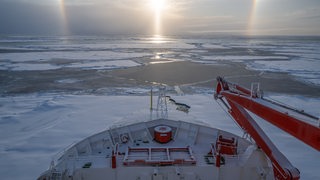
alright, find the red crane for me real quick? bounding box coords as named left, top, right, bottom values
left=214, top=76, right=320, bottom=180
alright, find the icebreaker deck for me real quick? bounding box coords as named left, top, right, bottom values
left=38, top=118, right=274, bottom=180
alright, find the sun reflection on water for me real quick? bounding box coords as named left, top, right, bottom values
left=149, top=35, right=166, bottom=44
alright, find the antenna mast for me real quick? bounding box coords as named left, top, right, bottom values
left=157, top=86, right=168, bottom=119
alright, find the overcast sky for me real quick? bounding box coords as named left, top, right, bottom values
left=0, top=0, right=320, bottom=36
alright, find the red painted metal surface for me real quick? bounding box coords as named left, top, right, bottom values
left=222, top=91, right=320, bottom=151
left=154, top=125, right=172, bottom=143
left=123, top=147, right=196, bottom=166
left=216, top=135, right=237, bottom=155
left=215, top=76, right=320, bottom=180
left=226, top=100, right=299, bottom=180
left=111, top=144, right=119, bottom=169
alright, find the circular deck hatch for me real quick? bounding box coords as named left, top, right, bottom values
left=154, top=125, right=172, bottom=143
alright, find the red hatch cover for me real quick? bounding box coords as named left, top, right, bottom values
left=154, top=125, right=172, bottom=143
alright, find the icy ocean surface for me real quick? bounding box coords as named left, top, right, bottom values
left=1, top=35, right=320, bottom=86
left=0, top=35, right=320, bottom=179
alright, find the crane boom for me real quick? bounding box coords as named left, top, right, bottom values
left=215, top=76, right=320, bottom=180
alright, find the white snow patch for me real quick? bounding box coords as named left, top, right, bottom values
left=0, top=51, right=151, bottom=62
left=0, top=60, right=141, bottom=71
left=201, top=55, right=289, bottom=62
left=201, top=44, right=229, bottom=49
left=10, top=63, right=60, bottom=71
left=247, top=59, right=320, bottom=86
left=65, top=60, right=140, bottom=70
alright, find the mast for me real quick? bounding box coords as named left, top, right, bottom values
left=157, top=85, right=168, bottom=119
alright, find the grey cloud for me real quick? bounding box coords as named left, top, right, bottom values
left=0, top=1, right=63, bottom=35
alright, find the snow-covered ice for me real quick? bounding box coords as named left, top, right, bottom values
left=1, top=35, right=320, bottom=85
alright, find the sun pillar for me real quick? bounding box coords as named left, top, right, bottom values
left=58, top=0, right=69, bottom=35
left=247, top=0, right=258, bottom=36
left=154, top=9, right=162, bottom=36
left=150, top=0, right=166, bottom=36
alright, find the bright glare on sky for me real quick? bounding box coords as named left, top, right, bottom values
left=0, top=0, right=320, bottom=36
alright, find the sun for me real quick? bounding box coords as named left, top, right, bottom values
left=150, top=0, right=167, bottom=12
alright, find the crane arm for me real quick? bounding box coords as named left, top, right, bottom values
left=226, top=99, right=299, bottom=180
left=219, top=91, right=320, bottom=151
left=215, top=76, right=320, bottom=180
left=215, top=76, right=320, bottom=151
